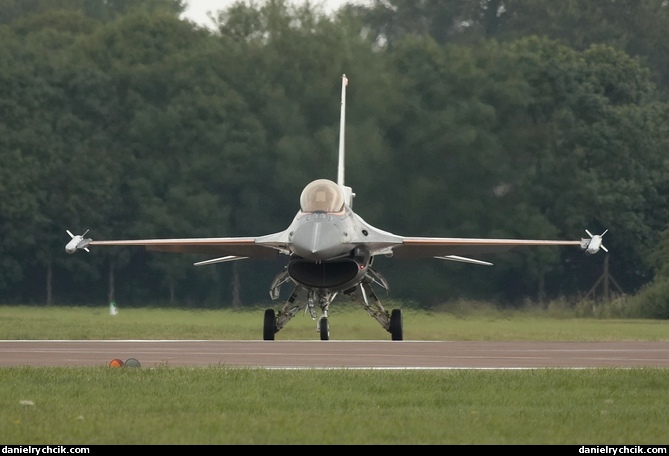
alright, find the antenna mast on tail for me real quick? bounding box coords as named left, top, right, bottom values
left=337, top=74, right=354, bottom=206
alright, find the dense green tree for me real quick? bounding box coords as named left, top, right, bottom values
left=70, top=11, right=253, bottom=304
left=0, top=28, right=44, bottom=293
left=0, top=0, right=185, bottom=25
left=370, top=35, right=669, bottom=304
left=354, top=0, right=669, bottom=93
left=490, top=0, right=669, bottom=91
left=510, top=39, right=669, bottom=293
left=0, top=12, right=127, bottom=304
left=346, top=0, right=480, bottom=47
left=370, top=36, right=561, bottom=303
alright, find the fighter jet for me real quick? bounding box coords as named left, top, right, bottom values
left=66, top=74, right=607, bottom=341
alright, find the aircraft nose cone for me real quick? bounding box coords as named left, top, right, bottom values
left=292, top=219, right=345, bottom=260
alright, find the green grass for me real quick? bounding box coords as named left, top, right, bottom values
left=1, top=304, right=669, bottom=444
left=2, top=367, right=669, bottom=444
left=1, top=303, right=668, bottom=341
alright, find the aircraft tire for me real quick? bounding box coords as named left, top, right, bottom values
left=390, top=308, right=403, bottom=341
left=263, top=309, right=276, bottom=341
left=319, top=317, right=330, bottom=341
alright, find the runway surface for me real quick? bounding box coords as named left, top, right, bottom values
left=1, top=340, right=668, bottom=368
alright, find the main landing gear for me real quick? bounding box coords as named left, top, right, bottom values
left=348, top=281, right=403, bottom=341
left=262, top=282, right=403, bottom=341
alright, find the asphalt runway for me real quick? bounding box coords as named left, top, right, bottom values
left=1, top=340, right=668, bottom=368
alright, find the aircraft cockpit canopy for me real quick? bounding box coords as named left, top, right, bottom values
left=300, top=179, right=345, bottom=213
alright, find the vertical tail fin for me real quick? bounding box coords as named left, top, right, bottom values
left=337, top=74, right=354, bottom=207
left=337, top=74, right=347, bottom=187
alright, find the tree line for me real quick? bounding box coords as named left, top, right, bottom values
left=1, top=0, right=668, bottom=314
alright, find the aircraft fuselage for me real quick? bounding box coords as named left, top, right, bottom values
left=286, top=209, right=371, bottom=292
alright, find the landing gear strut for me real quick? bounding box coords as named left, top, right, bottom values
left=263, top=275, right=404, bottom=341
left=263, top=283, right=404, bottom=340
left=346, top=281, right=403, bottom=341
left=264, top=287, right=337, bottom=341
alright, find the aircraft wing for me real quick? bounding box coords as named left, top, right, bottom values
left=388, top=237, right=584, bottom=260
left=74, top=232, right=595, bottom=264
left=88, top=237, right=282, bottom=260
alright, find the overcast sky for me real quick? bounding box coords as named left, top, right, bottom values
left=181, top=0, right=369, bottom=28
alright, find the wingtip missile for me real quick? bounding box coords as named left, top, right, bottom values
left=582, top=229, right=608, bottom=254
left=65, top=230, right=91, bottom=254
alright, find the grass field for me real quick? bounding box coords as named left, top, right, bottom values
left=1, top=304, right=669, bottom=444
left=1, top=303, right=668, bottom=341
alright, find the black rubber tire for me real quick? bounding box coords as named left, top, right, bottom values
left=319, top=317, right=330, bottom=341
left=389, top=308, right=403, bottom=341
left=263, top=309, right=276, bottom=341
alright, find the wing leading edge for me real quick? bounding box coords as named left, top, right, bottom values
left=87, top=237, right=281, bottom=260
left=84, top=233, right=585, bottom=264
left=391, top=237, right=583, bottom=260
